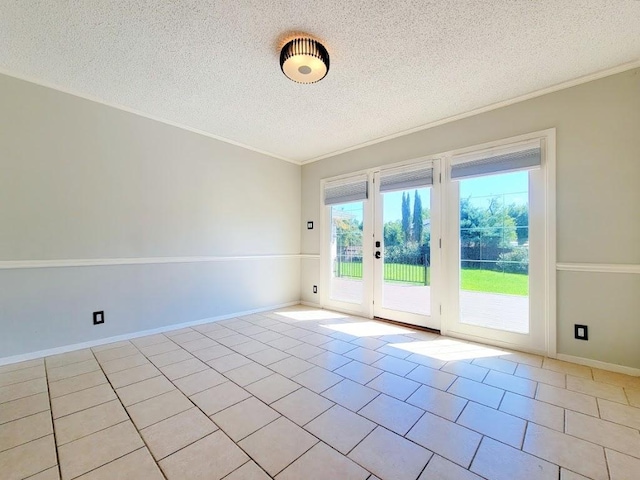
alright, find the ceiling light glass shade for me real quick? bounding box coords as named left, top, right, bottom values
left=280, top=38, right=330, bottom=84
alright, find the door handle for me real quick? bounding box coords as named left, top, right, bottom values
left=375, top=251, right=381, bottom=259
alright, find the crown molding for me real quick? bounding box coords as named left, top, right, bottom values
left=300, top=59, right=640, bottom=165
left=3, top=59, right=639, bottom=167
left=0, top=67, right=299, bottom=165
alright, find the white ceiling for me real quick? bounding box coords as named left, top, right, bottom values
left=1, top=1, right=639, bottom=164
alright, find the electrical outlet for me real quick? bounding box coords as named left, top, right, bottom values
left=307, top=221, right=314, bottom=229
left=313, top=285, right=318, bottom=294
left=93, top=311, right=105, bottom=325
left=574, top=324, right=588, bottom=340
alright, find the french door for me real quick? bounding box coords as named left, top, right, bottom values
left=443, top=137, right=553, bottom=354
left=323, top=174, right=373, bottom=316
left=372, top=163, right=441, bottom=330
left=321, top=131, right=554, bottom=354
left=322, top=162, right=441, bottom=330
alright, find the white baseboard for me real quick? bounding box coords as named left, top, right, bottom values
left=0, top=301, right=300, bottom=367
left=300, top=301, right=322, bottom=308
left=556, top=353, right=640, bottom=377
left=444, top=331, right=547, bottom=357
left=410, top=331, right=640, bottom=377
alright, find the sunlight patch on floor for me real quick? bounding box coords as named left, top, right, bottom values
left=320, top=321, right=415, bottom=337
left=389, top=339, right=507, bottom=361
left=273, top=310, right=349, bottom=321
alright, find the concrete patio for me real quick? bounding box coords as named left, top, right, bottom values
left=330, top=278, right=529, bottom=333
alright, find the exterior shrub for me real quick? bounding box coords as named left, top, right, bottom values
left=496, top=247, right=529, bottom=274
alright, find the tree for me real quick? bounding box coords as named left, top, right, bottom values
left=485, top=198, right=517, bottom=248
left=460, top=196, right=517, bottom=270
left=459, top=197, right=485, bottom=246
left=507, top=203, right=529, bottom=245
left=334, top=218, right=362, bottom=249
left=412, top=190, right=423, bottom=243
left=422, top=206, right=430, bottom=222
left=384, top=220, right=404, bottom=247
left=401, top=192, right=411, bottom=243
left=460, top=196, right=516, bottom=249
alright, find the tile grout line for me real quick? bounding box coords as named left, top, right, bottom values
left=521, top=421, right=530, bottom=450
left=465, top=398, right=640, bottom=462
left=403, top=407, right=427, bottom=440
left=92, top=347, right=141, bottom=364
left=260, top=316, right=624, bottom=468
left=46, top=365, right=104, bottom=385
left=466, top=433, right=485, bottom=472
left=414, top=453, right=432, bottom=480
left=0, top=371, right=47, bottom=389
left=56, top=418, right=130, bottom=449
left=49, top=377, right=109, bottom=400
left=496, top=389, right=507, bottom=410
left=454, top=401, right=472, bottom=426
left=246, top=317, right=640, bottom=427
left=143, top=323, right=377, bottom=478
left=155, top=395, right=276, bottom=479
left=208, top=340, right=341, bottom=399
left=0, top=409, right=56, bottom=437
left=66, top=446, right=148, bottom=480
left=345, top=424, right=434, bottom=475
left=453, top=401, right=529, bottom=452
left=0, top=358, right=44, bottom=374
left=131, top=332, right=282, bottom=478
left=0, top=427, right=57, bottom=469
left=89, top=346, right=170, bottom=480
left=269, top=439, right=320, bottom=478
left=13, top=309, right=637, bottom=480
left=43, top=359, right=63, bottom=480
left=603, top=447, right=612, bottom=480
left=217, top=459, right=260, bottom=480
left=49, top=390, right=116, bottom=420
left=0, top=374, right=48, bottom=394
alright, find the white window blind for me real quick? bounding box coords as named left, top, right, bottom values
left=379, top=165, right=433, bottom=193
left=324, top=175, right=368, bottom=205
left=451, top=140, right=541, bottom=181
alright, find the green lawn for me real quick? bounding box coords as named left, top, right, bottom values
left=337, top=262, right=528, bottom=296
left=338, top=262, right=429, bottom=284
left=461, top=269, right=528, bottom=296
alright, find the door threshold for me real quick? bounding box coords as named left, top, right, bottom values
left=373, top=316, right=440, bottom=335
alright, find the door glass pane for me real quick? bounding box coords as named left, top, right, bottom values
left=459, top=171, right=529, bottom=333
left=330, top=202, right=364, bottom=304
left=382, top=188, right=431, bottom=316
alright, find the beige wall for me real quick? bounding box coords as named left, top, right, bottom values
left=0, top=73, right=301, bottom=358
left=301, top=69, right=640, bottom=369
left=2, top=68, right=639, bottom=368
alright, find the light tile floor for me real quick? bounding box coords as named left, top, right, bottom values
left=1, top=305, right=640, bottom=480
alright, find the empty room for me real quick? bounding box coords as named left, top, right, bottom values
left=1, top=2, right=639, bottom=479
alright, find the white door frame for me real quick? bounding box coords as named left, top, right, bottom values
left=318, top=128, right=556, bottom=357
left=319, top=157, right=441, bottom=323
left=371, top=161, right=442, bottom=330
left=440, top=129, right=556, bottom=357
left=319, top=173, right=374, bottom=319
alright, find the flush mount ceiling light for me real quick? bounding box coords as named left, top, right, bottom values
left=280, top=38, right=330, bottom=84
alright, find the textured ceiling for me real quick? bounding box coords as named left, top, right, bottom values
left=1, top=1, right=640, bottom=163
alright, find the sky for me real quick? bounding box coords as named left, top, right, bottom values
left=333, top=170, right=529, bottom=223
left=383, top=170, right=528, bottom=222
